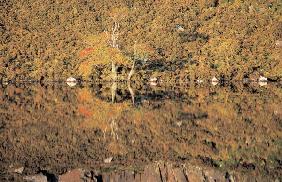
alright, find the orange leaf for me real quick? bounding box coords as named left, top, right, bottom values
left=78, top=105, right=93, bottom=118
left=79, top=47, right=94, bottom=58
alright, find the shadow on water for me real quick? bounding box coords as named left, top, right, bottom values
left=0, top=82, right=281, bottom=181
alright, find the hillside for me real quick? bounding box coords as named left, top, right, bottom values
left=1, top=0, right=281, bottom=82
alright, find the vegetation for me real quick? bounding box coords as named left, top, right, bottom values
left=77, top=33, right=130, bottom=80
left=0, top=0, right=281, bottom=82
left=1, top=83, right=281, bottom=179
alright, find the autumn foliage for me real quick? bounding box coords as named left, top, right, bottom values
left=76, top=33, right=130, bottom=79
left=1, top=0, right=281, bottom=81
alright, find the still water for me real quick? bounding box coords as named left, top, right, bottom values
left=0, top=82, right=281, bottom=181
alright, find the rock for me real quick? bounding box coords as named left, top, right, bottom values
left=176, top=24, right=185, bottom=32
left=102, top=171, right=137, bottom=182
left=149, top=77, right=157, bottom=82
left=23, top=174, right=47, bottom=182
left=149, top=77, right=158, bottom=86
left=196, top=79, right=203, bottom=84
left=258, top=81, right=267, bottom=86
left=176, top=121, right=182, bottom=127
left=185, top=165, right=205, bottom=182
left=141, top=164, right=162, bottom=182
left=258, top=76, right=267, bottom=86
left=157, top=161, right=168, bottom=181
left=150, top=82, right=157, bottom=86
left=226, top=172, right=235, bottom=182
left=2, top=78, right=9, bottom=85
left=167, top=167, right=187, bottom=182
left=14, top=167, right=24, bottom=174
left=211, top=76, right=219, bottom=86
left=84, top=171, right=92, bottom=178
left=104, top=157, right=113, bottom=163
left=59, top=169, right=84, bottom=182
left=258, top=76, right=267, bottom=82
left=66, top=77, right=77, bottom=87
left=202, top=168, right=225, bottom=182
left=211, top=76, right=218, bottom=82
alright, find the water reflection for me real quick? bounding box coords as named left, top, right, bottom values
left=0, top=82, right=281, bottom=178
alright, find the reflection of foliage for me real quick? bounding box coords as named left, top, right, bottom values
left=1, top=83, right=281, bottom=175
left=74, top=84, right=282, bottom=166
left=77, top=87, right=130, bottom=131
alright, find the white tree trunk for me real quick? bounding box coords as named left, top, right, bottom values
left=127, top=82, right=135, bottom=104
left=111, top=81, right=117, bottom=103
left=111, top=61, right=117, bottom=81
left=127, top=61, right=135, bottom=81
left=111, top=21, right=119, bottom=48
left=128, top=41, right=137, bottom=81
left=111, top=21, right=119, bottom=81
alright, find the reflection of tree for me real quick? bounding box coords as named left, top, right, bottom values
left=77, top=86, right=132, bottom=154
left=110, top=119, right=118, bottom=140
left=111, top=82, right=117, bottom=103
left=1, top=84, right=282, bottom=171
left=77, top=87, right=129, bottom=133
left=77, top=83, right=282, bottom=162
left=127, top=82, right=135, bottom=105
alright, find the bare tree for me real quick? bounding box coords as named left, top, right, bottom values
left=111, top=81, right=117, bottom=103
left=127, top=41, right=136, bottom=81
left=108, top=7, right=129, bottom=81
left=127, top=81, right=135, bottom=104
left=111, top=21, right=119, bottom=81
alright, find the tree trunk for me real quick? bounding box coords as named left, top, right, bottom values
left=127, top=82, right=135, bottom=104
left=127, top=61, right=135, bottom=81
left=111, top=82, right=117, bottom=103
left=128, top=41, right=137, bottom=81
left=112, top=61, right=117, bottom=81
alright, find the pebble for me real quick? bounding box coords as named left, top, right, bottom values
left=66, top=77, right=77, bottom=87
left=176, top=121, right=182, bottom=127
left=176, top=24, right=185, bottom=32
left=211, top=76, right=219, bottom=86
left=196, top=79, right=203, bottom=84
left=258, top=76, right=267, bottom=82
left=149, top=77, right=157, bottom=82
left=84, top=171, right=92, bottom=178
left=225, top=172, right=235, bottom=182
left=2, top=78, right=9, bottom=85
left=149, top=77, right=158, bottom=86
left=259, top=81, right=267, bottom=86
left=258, top=76, right=267, bottom=86
left=104, top=157, right=113, bottom=163
left=150, top=82, right=157, bottom=86
left=14, top=167, right=24, bottom=174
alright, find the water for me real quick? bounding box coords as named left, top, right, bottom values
left=0, top=82, right=281, bottom=180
